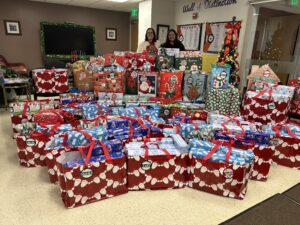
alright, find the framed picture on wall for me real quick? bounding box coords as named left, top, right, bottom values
left=157, top=24, right=169, bottom=44
left=3, top=20, right=21, bottom=35
left=177, top=24, right=202, bottom=50
left=106, top=28, right=117, bottom=41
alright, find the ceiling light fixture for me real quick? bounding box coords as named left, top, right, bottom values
left=107, top=0, right=129, bottom=3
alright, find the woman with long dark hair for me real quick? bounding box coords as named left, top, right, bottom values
left=161, top=29, right=185, bottom=51
left=137, top=28, right=161, bottom=55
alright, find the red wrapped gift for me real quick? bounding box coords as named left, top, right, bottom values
left=271, top=123, right=300, bottom=169
left=188, top=141, right=253, bottom=200
left=288, top=78, right=300, bottom=116
left=32, top=68, right=69, bottom=94
left=103, top=53, right=125, bottom=66
left=158, top=71, right=184, bottom=102
left=123, top=53, right=156, bottom=71
left=16, top=131, right=50, bottom=167
left=93, top=71, right=124, bottom=94
left=241, top=85, right=295, bottom=125
left=126, top=140, right=188, bottom=190
left=56, top=141, right=127, bottom=208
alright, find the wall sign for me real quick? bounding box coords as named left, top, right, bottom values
left=203, top=0, right=237, bottom=9
left=183, top=2, right=196, bottom=13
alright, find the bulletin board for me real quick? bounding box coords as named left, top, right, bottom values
left=177, top=24, right=202, bottom=50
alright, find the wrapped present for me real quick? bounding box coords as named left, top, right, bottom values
left=93, top=71, right=124, bottom=93
left=32, top=68, right=69, bottom=94
left=137, top=72, right=158, bottom=97
left=289, top=77, right=300, bottom=116
left=103, top=53, right=125, bottom=66
left=210, top=64, right=230, bottom=89
left=179, top=51, right=201, bottom=58
left=122, top=53, right=156, bottom=71
left=180, top=123, right=214, bottom=141
left=183, top=71, right=207, bottom=101
left=175, top=57, right=202, bottom=72
left=158, top=71, right=184, bottom=101
left=188, top=139, right=254, bottom=199
left=125, top=70, right=138, bottom=95
left=56, top=144, right=127, bottom=208
left=59, top=92, right=95, bottom=104
left=118, top=107, right=147, bottom=118
left=247, top=65, right=280, bottom=91
left=126, top=136, right=188, bottom=190
left=123, top=95, right=150, bottom=103
left=92, top=139, right=123, bottom=156
left=72, top=60, right=94, bottom=91
left=36, top=124, right=73, bottom=135
left=262, top=123, right=300, bottom=169
left=33, top=109, right=79, bottom=126
left=9, top=100, right=59, bottom=138
left=88, top=56, right=105, bottom=72
left=81, top=103, right=109, bottom=120
left=206, top=87, right=240, bottom=116
left=241, top=85, right=295, bottom=125
left=98, top=93, right=123, bottom=106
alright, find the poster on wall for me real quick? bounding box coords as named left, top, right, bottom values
left=203, top=21, right=241, bottom=53
left=177, top=24, right=202, bottom=50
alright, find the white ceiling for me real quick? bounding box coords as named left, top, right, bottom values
left=29, top=0, right=145, bottom=12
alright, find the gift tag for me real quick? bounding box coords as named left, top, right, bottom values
left=26, top=138, right=37, bottom=147
left=223, top=168, right=234, bottom=183
left=141, top=160, right=152, bottom=170
left=81, top=168, right=93, bottom=178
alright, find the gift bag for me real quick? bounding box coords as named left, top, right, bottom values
left=206, top=87, right=240, bottom=116
left=289, top=78, right=300, bottom=116
left=247, top=65, right=280, bottom=91
left=265, top=123, right=300, bottom=169
left=175, top=57, right=202, bottom=72
left=126, top=136, right=188, bottom=190
left=156, top=48, right=179, bottom=71
left=188, top=140, right=254, bottom=199
left=158, top=71, right=184, bottom=101
left=183, top=71, right=207, bottom=101
left=93, top=71, right=124, bottom=94
left=125, top=70, right=138, bottom=95
left=32, top=68, right=69, bottom=94
left=241, top=85, right=295, bottom=125
left=138, top=72, right=157, bottom=97
left=210, top=64, right=230, bottom=89
left=72, top=60, right=94, bottom=91
left=45, top=127, right=107, bottom=183
left=56, top=141, right=127, bottom=208
left=122, top=53, right=155, bottom=71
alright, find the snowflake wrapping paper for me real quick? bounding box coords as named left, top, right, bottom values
left=59, top=92, right=95, bottom=104
left=91, top=140, right=123, bottom=156
left=56, top=151, right=127, bottom=208
left=32, top=69, right=69, bottom=94
left=125, top=137, right=188, bottom=190
left=81, top=103, right=109, bottom=120
left=180, top=123, right=215, bottom=141
left=188, top=139, right=254, bottom=199
left=118, top=107, right=147, bottom=118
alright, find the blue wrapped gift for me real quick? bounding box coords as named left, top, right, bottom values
left=64, top=151, right=124, bottom=168
left=262, top=123, right=300, bottom=139
left=118, top=107, right=147, bottom=118
left=82, top=103, right=109, bottom=120
left=66, top=126, right=108, bottom=147
left=180, top=123, right=214, bottom=141
left=189, top=139, right=254, bottom=166
left=36, top=124, right=73, bottom=135
left=92, top=139, right=123, bottom=156
left=107, top=118, right=129, bottom=130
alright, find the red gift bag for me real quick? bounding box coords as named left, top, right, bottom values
left=288, top=78, right=300, bottom=116
left=271, top=123, right=300, bottom=169
left=158, top=71, right=184, bottom=102
left=188, top=143, right=253, bottom=200
left=32, top=68, right=69, bottom=94
left=241, top=85, right=294, bottom=125
left=127, top=142, right=188, bottom=190
left=56, top=141, right=127, bottom=208
left=16, top=131, right=50, bottom=167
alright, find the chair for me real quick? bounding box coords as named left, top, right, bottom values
left=0, top=55, right=29, bottom=74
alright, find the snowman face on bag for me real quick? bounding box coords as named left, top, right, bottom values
left=263, top=70, right=271, bottom=78
left=217, top=71, right=227, bottom=81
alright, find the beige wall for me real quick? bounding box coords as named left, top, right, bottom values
left=0, top=0, right=130, bottom=69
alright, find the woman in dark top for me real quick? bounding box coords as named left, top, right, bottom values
left=161, top=29, right=185, bottom=51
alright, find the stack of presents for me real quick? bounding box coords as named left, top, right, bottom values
left=8, top=49, right=300, bottom=208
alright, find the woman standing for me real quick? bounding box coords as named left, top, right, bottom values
left=161, top=29, right=185, bottom=51
left=137, top=28, right=161, bottom=55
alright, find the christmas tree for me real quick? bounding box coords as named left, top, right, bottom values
left=217, top=17, right=241, bottom=88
